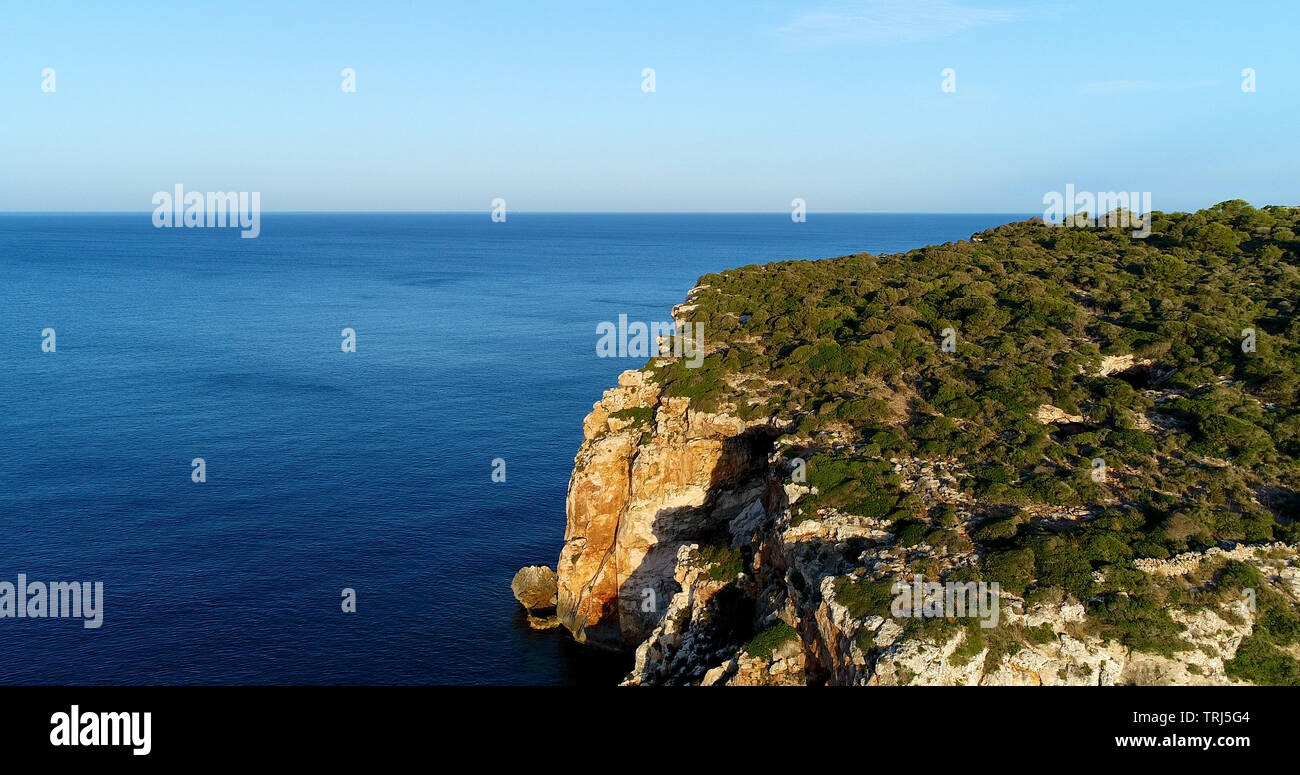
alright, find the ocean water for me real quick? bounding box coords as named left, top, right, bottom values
left=0, top=213, right=1017, bottom=685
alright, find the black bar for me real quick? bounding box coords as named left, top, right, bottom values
left=0, top=686, right=1286, bottom=763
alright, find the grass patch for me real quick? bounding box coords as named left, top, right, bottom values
left=832, top=576, right=895, bottom=620
left=697, top=544, right=743, bottom=582
left=744, top=621, right=798, bottom=660
left=1225, top=636, right=1300, bottom=686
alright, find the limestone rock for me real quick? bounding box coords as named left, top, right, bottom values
left=1035, top=404, right=1085, bottom=425
left=511, top=565, right=558, bottom=612
left=555, top=365, right=785, bottom=647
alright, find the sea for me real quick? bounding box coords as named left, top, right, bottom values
left=0, top=213, right=1019, bottom=684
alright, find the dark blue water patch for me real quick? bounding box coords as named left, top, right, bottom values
left=0, top=212, right=1022, bottom=684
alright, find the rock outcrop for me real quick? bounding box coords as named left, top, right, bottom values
left=554, top=368, right=783, bottom=646
left=511, top=565, right=560, bottom=629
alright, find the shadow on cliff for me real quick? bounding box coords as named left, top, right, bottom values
left=610, top=425, right=788, bottom=666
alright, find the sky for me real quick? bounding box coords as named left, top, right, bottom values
left=2, top=0, right=1297, bottom=213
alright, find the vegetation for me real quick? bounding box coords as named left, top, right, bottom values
left=696, top=544, right=744, bottom=582
left=1225, top=636, right=1300, bottom=686
left=744, top=620, right=798, bottom=660
left=609, top=406, right=656, bottom=444
left=644, top=202, right=1300, bottom=677
left=831, top=575, right=895, bottom=620
left=1215, top=561, right=1300, bottom=685
left=948, top=621, right=987, bottom=666
left=609, top=406, right=654, bottom=426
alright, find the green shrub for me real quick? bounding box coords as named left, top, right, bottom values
left=894, top=520, right=929, bottom=548
left=1225, top=636, right=1300, bottom=686
left=697, top=545, right=743, bottom=582
left=1089, top=593, right=1187, bottom=657
left=832, top=576, right=895, bottom=620
left=609, top=406, right=654, bottom=426
left=744, top=620, right=799, bottom=660
left=1024, top=623, right=1056, bottom=645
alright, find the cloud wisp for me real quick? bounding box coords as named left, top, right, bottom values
left=777, top=0, right=1020, bottom=48
left=1080, top=78, right=1224, bottom=94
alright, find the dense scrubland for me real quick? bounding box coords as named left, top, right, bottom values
left=648, top=201, right=1300, bottom=683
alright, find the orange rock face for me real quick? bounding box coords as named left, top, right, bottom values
left=555, top=369, right=770, bottom=647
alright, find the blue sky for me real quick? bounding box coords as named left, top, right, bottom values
left=3, top=0, right=1297, bottom=212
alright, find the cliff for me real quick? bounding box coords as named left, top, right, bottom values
left=555, top=367, right=784, bottom=646
left=519, top=202, right=1300, bottom=686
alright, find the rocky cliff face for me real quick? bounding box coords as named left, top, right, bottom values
left=543, top=372, right=1300, bottom=685
left=555, top=367, right=783, bottom=647
left=518, top=207, right=1300, bottom=685
left=523, top=361, right=1299, bottom=687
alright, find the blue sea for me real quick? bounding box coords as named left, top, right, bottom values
left=0, top=213, right=1017, bottom=685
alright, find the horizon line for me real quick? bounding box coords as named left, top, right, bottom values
left=0, top=210, right=1037, bottom=216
